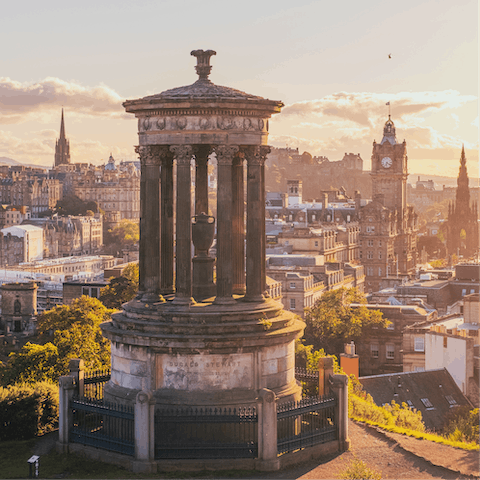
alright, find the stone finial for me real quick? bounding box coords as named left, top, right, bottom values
left=191, top=49, right=216, bottom=81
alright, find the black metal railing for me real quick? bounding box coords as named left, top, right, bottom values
left=70, top=396, right=134, bottom=456
left=295, top=367, right=319, bottom=397
left=277, top=395, right=337, bottom=455
left=154, top=407, right=258, bottom=459
left=83, top=368, right=111, bottom=399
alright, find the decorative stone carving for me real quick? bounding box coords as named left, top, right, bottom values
left=215, top=145, right=239, bottom=165
left=143, top=117, right=151, bottom=131
left=156, top=118, right=166, bottom=130
left=176, top=117, right=187, bottom=130
left=190, top=49, right=217, bottom=81
left=170, top=145, right=193, bottom=165
left=217, top=116, right=235, bottom=130
left=135, top=145, right=168, bottom=166
left=243, top=145, right=270, bottom=166
left=199, top=117, right=210, bottom=129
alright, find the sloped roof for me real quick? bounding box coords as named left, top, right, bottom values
left=360, top=368, right=471, bottom=430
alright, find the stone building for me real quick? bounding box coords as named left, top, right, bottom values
left=0, top=282, right=37, bottom=335
left=359, top=117, right=418, bottom=292
left=26, top=214, right=103, bottom=258
left=0, top=205, right=30, bottom=228
left=0, top=176, right=62, bottom=217
left=0, top=224, right=43, bottom=264
left=357, top=303, right=436, bottom=376
left=445, top=146, right=479, bottom=259
left=72, top=155, right=140, bottom=225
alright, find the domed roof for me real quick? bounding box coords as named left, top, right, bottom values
left=105, top=154, right=117, bottom=171
left=124, top=50, right=282, bottom=109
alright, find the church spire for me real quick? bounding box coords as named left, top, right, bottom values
left=456, top=144, right=470, bottom=209
left=54, top=109, right=71, bottom=167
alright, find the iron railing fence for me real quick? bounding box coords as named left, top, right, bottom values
left=83, top=368, right=111, bottom=400
left=154, top=406, right=258, bottom=459
left=70, top=396, right=134, bottom=456
left=277, top=395, right=337, bottom=455
left=295, top=367, right=319, bottom=397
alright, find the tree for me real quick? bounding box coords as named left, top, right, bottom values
left=0, top=343, right=60, bottom=385
left=104, top=220, right=139, bottom=253
left=55, top=194, right=98, bottom=216
left=36, top=296, right=112, bottom=372
left=303, top=287, right=389, bottom=357
left=100, top=263, right=139, bottom=309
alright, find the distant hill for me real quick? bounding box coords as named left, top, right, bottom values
left=0, top=157, right=50, bottom=170
left=407, top=173, right=480, bottom=188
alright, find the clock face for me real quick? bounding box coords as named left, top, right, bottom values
left=381, top=156, right=392, bottom=168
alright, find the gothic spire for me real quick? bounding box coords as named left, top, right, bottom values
left=54, top=109, right=71, bottom=167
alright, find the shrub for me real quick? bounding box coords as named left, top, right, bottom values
left=337, top=458, right=382, bottom=480
left=443, top=406, right=479, bottom=444
left=0, top=382, right=59, bottom=440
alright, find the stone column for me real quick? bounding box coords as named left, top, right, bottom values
left=214, top=145, right=239, bottom=304
left=160, top=152, right=174, bottom=295
left=256, top=388, right=280, bottom=471
left=194, top=145, right=211, bottom=216
left=136, top=145, right=164, bottom=302
left=318, top=356, right=334, bottom=397
left=330, top=374, right=350, bottom=452
left=57, top=375, right=75, bottom=453
left=132, top=390, right=156, bottom=473
left=170, top=145, right=194, bottom=304
left=232, top=154, right=246, bottom=294
left=68, top=358, right=84, bottom=398
left=244, top=146, right=269, bottom=302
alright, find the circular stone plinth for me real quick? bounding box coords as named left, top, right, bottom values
left=101, top=298, right=304, bottom=408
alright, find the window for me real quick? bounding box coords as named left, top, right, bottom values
left=290, top=282, right=296, bottom=289
left=366, top=226, right=375, bottom=233
left=367, top=251, right=374, bottom=259
left=370, top=344, right=379, bottom=358
left=378, top=251, right=382, bottom=259
left=386, top=344, right=395, bottom=359
left=315, top=241, right=319, bottom=247
left=367, top=240, right=374, bottom=247
left=443, top=336, right=447, bottom=348
left=290, top=299, right=296, bottom=310
left=445, top=395, right=457, bottom=407
left=420, top=398, right=434, bottom=409
left=367, top=267, right=374, bottom=276
left=414, top=366, right=425, bottom=372
left=406, top=400, right=414, bottom=408
left=414, top=336, right=425, bottom=352
left=462, top=289, right=466, bottom=296
left=378, top=267, right=382, bottom=277
left=387, top=320, right=394, bottom=330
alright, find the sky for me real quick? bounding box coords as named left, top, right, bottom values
left=1, top=0, right=478, bottom=179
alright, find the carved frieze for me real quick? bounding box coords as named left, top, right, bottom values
left=137, top=114, right=268, bottom=133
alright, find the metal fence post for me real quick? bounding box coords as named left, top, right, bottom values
left=255, top=388, right=280, bottom=471
left=330, top=373, right=350, bottom=451
left=68, top=359, right=85, bottom=398
left=132, top=390, right=156, bottom=473
left=57, top=375, right=75, bottom=453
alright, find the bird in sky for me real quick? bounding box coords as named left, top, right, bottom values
left=388, top=54, right=392, bottom=59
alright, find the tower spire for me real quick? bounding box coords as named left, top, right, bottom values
left=54, top=109, right=71, bottom=167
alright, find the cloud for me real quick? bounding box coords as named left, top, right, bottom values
left=0, top=77, right=127, bottom=123
left=279, top=91, right=477, bottom=127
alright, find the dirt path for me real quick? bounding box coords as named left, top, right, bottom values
left=32, top=422, right=478, bottom=479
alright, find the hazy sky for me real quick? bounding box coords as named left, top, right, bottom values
left=1, top=0, right=478, bottom=178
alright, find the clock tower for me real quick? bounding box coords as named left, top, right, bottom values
left=371, top=116, right=407, bottom=216
left=360, top=115, right=418, bottom=292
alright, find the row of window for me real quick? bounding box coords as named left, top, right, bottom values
left=371, top=344, right=395, bottom=359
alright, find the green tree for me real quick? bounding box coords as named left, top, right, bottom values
left=36, top=296, right=112, bottom=372
left=0, top=343, right=60, bottom=385
left=443, top=406, right=479, bottom=444
left=55, top=194, right=98, bottom=216
left=304, top=287, right=389, bottom=357
left=104, top=220, right=139, bottom=253
left=100, top=263, right=139, bottom=309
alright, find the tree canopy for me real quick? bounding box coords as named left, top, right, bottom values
left=303, top=287, right=389, bottom=357
left=100, top=263, right=139, bottom=309
left=54, top=194, right=99, bottom=216
left=0, top=343, right=60, bottom=385
left=37, top=297, right=112, bottom=373
left=103, top=220, right=139, bottom=253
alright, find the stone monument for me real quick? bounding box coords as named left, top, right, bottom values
left=101, top=50, right=305, bottom=409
